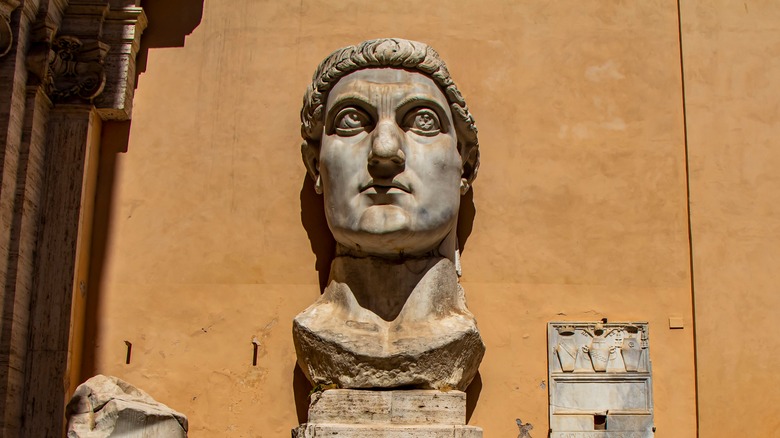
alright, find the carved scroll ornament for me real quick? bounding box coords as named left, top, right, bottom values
left=0, top=0, right=20, bottom=58
left=48, top=36, right=109, bottom=102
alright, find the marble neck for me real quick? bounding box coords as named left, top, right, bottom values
left=326, top=251, right=462, bottom=322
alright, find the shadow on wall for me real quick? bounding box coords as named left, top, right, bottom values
left=136, top=0, right=205, bottom=80
left=299, top=177, right=477, bottom=293
left=299, top=176, right=336, bottom=291
left=293, top=364, right=313, bottom=424
left=79, top=0, right=204, bottom=381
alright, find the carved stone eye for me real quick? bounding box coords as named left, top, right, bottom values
left=404, top=108, right=441, bottom=136
left=334, top=107, right=372, bottom=136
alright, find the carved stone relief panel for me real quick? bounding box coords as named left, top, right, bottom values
left=548, top=322, right=654, bottom=438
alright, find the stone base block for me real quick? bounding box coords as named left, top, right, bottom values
left=550, top=433, right=653, bottom=438
left=293, top=424, right=482, bottom=437
left=294, top=389, right=482, bottom=437
left=309, top=389, right=467, bottom=425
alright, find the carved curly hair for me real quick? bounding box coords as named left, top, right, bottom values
left=300, top=38, right=480, bottom=186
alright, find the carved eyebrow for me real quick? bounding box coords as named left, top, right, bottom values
left=395, top=95, right=448, bottom=115
left=325, top=93, right=377, bottom=133
left=327, top=93, right=374, bottom=113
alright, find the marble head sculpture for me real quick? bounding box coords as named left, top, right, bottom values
left=294, top=38, right=485, bottom=390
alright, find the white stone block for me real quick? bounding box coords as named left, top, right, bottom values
left=294, top=424, right=483, bottom=438
left=295, top=389, right=481, bottom=437
left=390, top=390, right=467, bottom=425
left=308, top=390, right=393, bottom=424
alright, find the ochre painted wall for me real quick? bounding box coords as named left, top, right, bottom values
left=83, top=1, right=702, bottom=436
left=682, top=1, right=780, bottom=436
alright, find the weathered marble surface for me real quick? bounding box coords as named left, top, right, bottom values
left=309, top=389, right=466, bottom=425
left=294, top=389, right=482, bottom=438
left=294, top=256, right=484, bottom=390
left=548, top=322, right=654, bottom=437
left=294, top=424, right=482, bottom=437
left=294, top=37, right=484, bottom=392
left=65, top=374, right=188, bottom=438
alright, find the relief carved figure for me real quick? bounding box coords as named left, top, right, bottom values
left=293, top=38, right=484, bottom=390
left=620, top=325, right=646, bottom=372
left=582, top=324, right=617, bottom=372
left=555, top=326, right=579, bottom=372
left=551, top=322, right=650, bottom=374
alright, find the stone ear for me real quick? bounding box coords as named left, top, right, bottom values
left=301, top=140, right=320, bottom=182
left=458, top=139, right=479, bottom=192
left=459, top=178, right=470, bottom=195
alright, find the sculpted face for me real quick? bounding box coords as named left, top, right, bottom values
left=317, top=68, right=465, bottom=257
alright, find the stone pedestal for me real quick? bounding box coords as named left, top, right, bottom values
left=293, top=389, right=482, bottom=438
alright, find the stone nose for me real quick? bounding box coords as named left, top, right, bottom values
left=368, top=121, right=405, bottom=179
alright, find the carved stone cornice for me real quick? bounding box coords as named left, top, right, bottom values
left=24, top=1, right=145, bottom=110
left=0, top=0, right=21, bottom=57
left=94, top=5, right=146, bottom=120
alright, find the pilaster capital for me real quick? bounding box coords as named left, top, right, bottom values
left=48, top=35, right=109, bottom=102
left=23, top=1, right=146, bottom=114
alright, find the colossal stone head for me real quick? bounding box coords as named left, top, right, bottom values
left=300, top=38, right=480, bottom=258
left=294, top=40, right=485, bottom=391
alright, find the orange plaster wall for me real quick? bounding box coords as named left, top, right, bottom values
left=69, top=110, right=102, bottom=398
left=84, top=1, right=699, bottom=436
left=682, top=1, right=780, bottom=436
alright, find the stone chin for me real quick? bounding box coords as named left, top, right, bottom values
left=357, top=205, right=409, bottom=235
left=330, top=205, right=456, bottom=257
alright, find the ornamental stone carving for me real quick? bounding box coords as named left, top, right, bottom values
left=293, top=38, right=484, bottom=391
left=0, top=0, right=20, bottom=57
left=26, top=34, right=108, bottom=103
left=23, top=3, right=145, bottom=111
left=551, top=323, right=649, bottom=374
left=548, top=322, right=655, bottom=437
left=48, top=35, right=109, bottom=102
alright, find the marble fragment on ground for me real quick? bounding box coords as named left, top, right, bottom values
left=66, top=374, right=188, bottom=438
